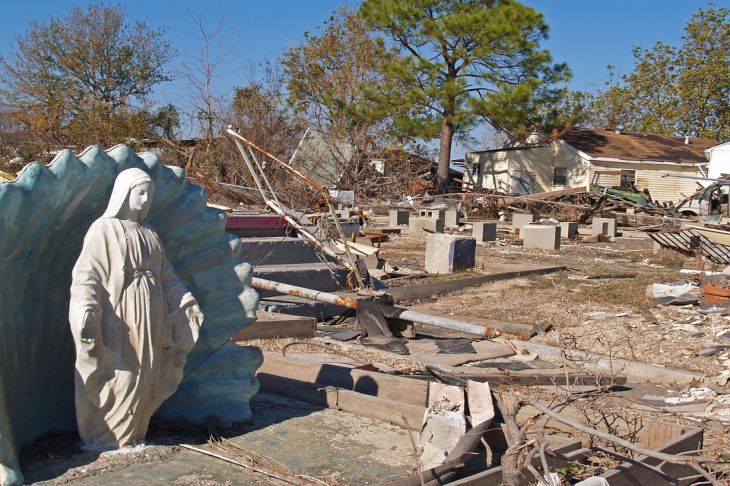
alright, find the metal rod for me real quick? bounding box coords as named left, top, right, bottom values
left=233, top=137, right=269, bottom=200
left=227, top=126, right=364, bottom=288
left=662, top=173, right=730, bottom=182
left=322, top=190, right=364, bottom=288
left=250, top=277, right=497, bottom=337
left=247, top=145, right=284, bottom=209
left=232, top=133, right=350, bottom=268
left=226, top=127, right=325, bottom=192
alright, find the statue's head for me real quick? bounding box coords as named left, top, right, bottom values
left=103, top=168, right=155, bottom=222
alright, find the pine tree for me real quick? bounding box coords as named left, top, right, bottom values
left=360, top=0, right=570, bottom=191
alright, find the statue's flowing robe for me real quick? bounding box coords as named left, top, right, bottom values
left=69, top=218, right=199, bottom=448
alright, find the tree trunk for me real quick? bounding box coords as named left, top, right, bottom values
left=436, top=119, right=454, bottom=193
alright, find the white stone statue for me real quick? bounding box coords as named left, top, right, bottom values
left=69, top=168, right=204, bottom=449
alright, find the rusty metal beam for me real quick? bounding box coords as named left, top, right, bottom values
left=250, top=277, right=535, bottom=339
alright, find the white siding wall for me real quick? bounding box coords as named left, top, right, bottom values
left=589, top=162, right=700, bottom=204
left=465, top=143, right=587, bottom=194
left=708, top=143, right=730, bottom=181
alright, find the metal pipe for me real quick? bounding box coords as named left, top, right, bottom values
left=227, top=126, right=364, bottom=288
left=252, top=276, right=360, bottom=309
left=226, top=128, right=325, bottom=192
left=250, top=277, right=496, bottom=337
left=247, top=146, right=284, bottom=209
left=662, top=173, right=730, bottom=182
left=232, top=133, right=350, bottom=268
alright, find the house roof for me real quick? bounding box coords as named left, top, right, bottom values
left=561, top=127, right=716, bottom=164
left=706, top=140, right=730, bottom=153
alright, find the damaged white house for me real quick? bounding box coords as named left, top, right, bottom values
left=463, top=128, right=717, bottom=203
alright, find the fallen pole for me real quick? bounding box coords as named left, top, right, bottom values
left=251, top=277, right=536, bottom=339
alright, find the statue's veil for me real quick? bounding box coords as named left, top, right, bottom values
left=102, top=168, right=153, bottom=218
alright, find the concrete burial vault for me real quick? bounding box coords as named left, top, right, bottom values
left=0, top=145, right=261, bottom=484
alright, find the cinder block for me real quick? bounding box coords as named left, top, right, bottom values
left=472, top=221, right=497, bottom=242
left=523, top=224, right=561, bottom=250
left=389, top=209, right=410, bottom=226
left=559, top=221, right=579, bottom=239
left=592, top=217, right=617, bottom=237
left=512, top=213, right=536, bottom=237
left=418, top=208, right=446, bottom=220
left=425, top=234, right=476, bottom=274
left=444, top=210, right=459, bottom=227
left=408, top=217, right=445, bottom=240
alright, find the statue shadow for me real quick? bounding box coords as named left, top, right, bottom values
left=146, top=390, right=328, bottom=448
left=19, top=431, right=101, bottom=484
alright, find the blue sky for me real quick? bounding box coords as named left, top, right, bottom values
left=0, top=0, right=726, bottom=154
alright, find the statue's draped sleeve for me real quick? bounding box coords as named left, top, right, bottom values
left=69, top=219, right=125, bottom=385
left=157, top=237, right=200, bottom=352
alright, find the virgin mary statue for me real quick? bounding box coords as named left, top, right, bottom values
left=69, top=168, right=204, bottom=449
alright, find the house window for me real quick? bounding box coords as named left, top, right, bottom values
left=474, top=163, right=482, bottom=176
left=553, top=167, right=567, bottom=186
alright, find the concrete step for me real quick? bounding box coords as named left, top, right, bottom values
left=253, top=262, right=350, bottom=297
left=239, top=237, right=324, bottom=266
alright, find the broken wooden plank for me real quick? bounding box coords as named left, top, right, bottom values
left=385, top=264, right=566, bottom=302
left=316, top=336, right=516, bottom=368
left=600, top=428, right=704, bottom=486
left=232, top=311, right=316, bottom=340
left=428, top=365, right=627, bottom=386
left=257, top=373, right=424, bottom=430
left=511, top=340, right=705, bottom=385
left=399, top=312, right=541, bottom=340
left=258, top=352, right=429, bottom=407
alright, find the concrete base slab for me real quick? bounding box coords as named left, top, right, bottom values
left=472, top=221, right=497, bottom=242
left=425, top=234, right=476, bottom=274
left=407, top=217, right=444, bottom=240
left=523, top=224, right=561, bottom=250
left=388, top=210, right=410, bottom=226
left=23, top=392, right=413, bottom=485
left=592, top=217, right=618, bottom=237
left=512, top=213, right=536, bottom=237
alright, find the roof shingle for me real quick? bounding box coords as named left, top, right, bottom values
left=561, top=127, right=715, bottom=164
